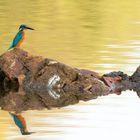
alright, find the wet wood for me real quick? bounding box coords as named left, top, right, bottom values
left=0, top=48, right=138, bottom=113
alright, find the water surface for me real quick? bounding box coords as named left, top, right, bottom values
left=0, top=0, right=140, bottom=140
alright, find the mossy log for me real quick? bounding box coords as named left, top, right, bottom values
left=0, top=48, right=139, bottom=113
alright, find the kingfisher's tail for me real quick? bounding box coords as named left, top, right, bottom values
left=8, top=47, right=12, bottom=50
left=8, top=43, right=14, bottom=50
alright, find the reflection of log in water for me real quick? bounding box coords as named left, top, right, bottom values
left=0, top=48, right=139, bottom=113
left=1, top=48, right=140, bottom=135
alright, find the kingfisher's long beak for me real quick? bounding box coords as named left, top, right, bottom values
left=26, top=26, right=34, bottom=30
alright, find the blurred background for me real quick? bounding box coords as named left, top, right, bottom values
left=0, top=0, right=140, bottom=140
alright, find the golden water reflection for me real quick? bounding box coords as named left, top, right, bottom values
left=0, top=0, right=140, bottom=139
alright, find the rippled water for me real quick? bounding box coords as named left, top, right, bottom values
left=0, top=0, right=140, bottom=140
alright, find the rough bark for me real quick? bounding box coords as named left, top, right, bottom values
left=0, top=48, right=138, bottom=113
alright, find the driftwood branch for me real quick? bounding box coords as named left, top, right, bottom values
left=0, top=48, right=139, bottom=113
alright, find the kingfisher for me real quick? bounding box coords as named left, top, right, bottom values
left=8, top=24, right=34, bottom=50
left=9, top=112, right=33, bottom=135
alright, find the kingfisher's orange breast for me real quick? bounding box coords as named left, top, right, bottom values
left=16, top=31, right=25, bottom=48
left=17, top=114, right=27, bottom=131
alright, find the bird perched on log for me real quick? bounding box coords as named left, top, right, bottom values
left=9, top=112, right=33, bottom=135
left=8, top=24, right=34, bottom=50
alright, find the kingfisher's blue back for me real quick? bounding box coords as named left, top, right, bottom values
left=8, top=30, right=24, bottom=50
